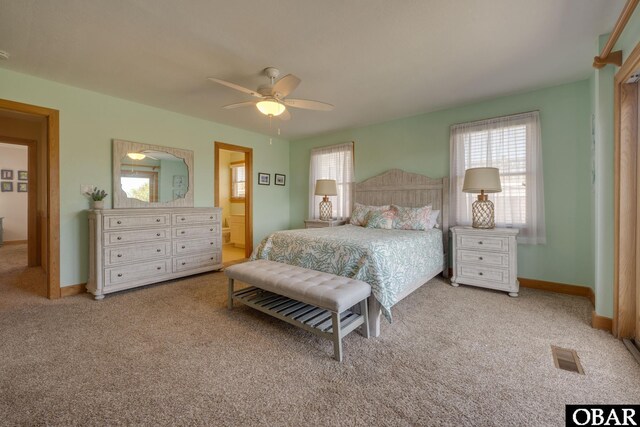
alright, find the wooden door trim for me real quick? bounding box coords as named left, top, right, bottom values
left=614, top=41, right=640, bottom=337
left=214, top=141, right=253, bottom=258
left=0, top=135, right=38, bottom=266
left=0, top=98, right=60, bottom=299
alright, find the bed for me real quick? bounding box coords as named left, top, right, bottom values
left=251, top=169, right=449, bottom=337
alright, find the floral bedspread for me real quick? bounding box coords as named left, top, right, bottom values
left=250, top=224, right=444, bottom=321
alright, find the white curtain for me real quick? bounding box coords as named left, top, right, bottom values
left=309, top=142, right=354, bottom=220
left=450, top=111, right=545, bottom=244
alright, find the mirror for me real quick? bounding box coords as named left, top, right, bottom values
left=113, top=139, right=194, bottom=208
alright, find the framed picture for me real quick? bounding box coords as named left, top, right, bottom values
left=258, top=173, right=270, bottom=185
left=1, top=169, right=13, bottom=180
left=18, top=170, right=28, bottom=181
left=275, top=174, right=286, bottom=186
left=17, top=182, right=28, bottom=193
left=1, top=181, right=13, bottom=192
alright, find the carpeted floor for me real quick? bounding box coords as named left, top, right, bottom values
left=1, top=243, right=639, bottom=426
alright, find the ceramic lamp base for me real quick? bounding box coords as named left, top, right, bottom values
left=471, top=199, right=495, bottom=229
left=319, top=197, right=332, bottom=221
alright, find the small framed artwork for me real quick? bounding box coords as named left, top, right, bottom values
left=275, top=174, right=286, bottom=186
left=17, top=182, right=28, bottom=193
left=258, top=173, right=270, bottom=185
left=1, top=170, right=13, bottom=180
left=1, top=181, right=13, bottom=192
left=18, top=170, right=28, bottom=181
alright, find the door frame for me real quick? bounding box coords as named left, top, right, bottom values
left=214, top=141, right=253, bottom=257
left=0, top=136, right=38, bottom=266
left=0, top=98, right=60, bottom=299
left=614, top=40, right=640, bottom=337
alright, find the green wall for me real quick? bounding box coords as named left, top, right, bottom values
left=0, top=68, right=290, bottom=288
left=591, top=6, right=640, bottom=318
left=290, top=80, right=594, bottom=288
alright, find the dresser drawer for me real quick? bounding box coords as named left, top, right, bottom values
left=104, top=228, right=170, bottom=246
left=173, top=238, right=221, bottom=255
left=173, top=212, right=220, bottom=225
left=457, top=234, right=509, bottom=252
left=104, top=242, right=172, bottom=266
left=173, top=225, right=217, bottom=239
left=173, top=253, right=221, bottom=272
left=457, top=249, right=508, bottom=267
left=103, top=214, right=170, bottom=230
left=457, top=264, right=510, bottom=284
left=105, top=259, right=171, bottom=287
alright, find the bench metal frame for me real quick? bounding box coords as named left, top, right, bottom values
left=228, top=279, right=370, bottom=361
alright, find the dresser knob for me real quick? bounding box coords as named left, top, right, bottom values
left=209, top=228, right=213, bottom=231
left=156, top=233, right=161, bottom=237
left=210, top=257, right=214, bottom=260
left=117, top=236, right=122, bottom=240
left=117, top=254, right=122, bottom=258
left=478, top=241, right=483, bottom=245
left=209, top=216, right=213, bottom=219
left=156, top=219, right=161, bottom=222
left=181, top=217, right=185, bottom=221
left=210, top=242, right=214, bottom=245
left=479, top=272, right=483, bottom=276
left=181, top=231, right=185, bottom=234
left=182, top=262, right=186, bottom=265
left=156, top=249, right=161, bottom=252
left=479, top=257, right=483, bottom=260
left=117, top=273, right=122, bottom=277
left=181, top=245, right=185, bottom=249
left=156, top=266, right=161, bottom=270
left=117, top=220, right=122, bottom=224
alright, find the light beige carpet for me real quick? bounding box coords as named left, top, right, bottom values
left=1, top=244, right=639, bottom=426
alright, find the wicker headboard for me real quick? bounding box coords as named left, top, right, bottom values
left=354, top=169, right=449, bottom=260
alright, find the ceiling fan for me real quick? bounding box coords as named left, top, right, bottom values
left=208, top=67, right=334, bottom=120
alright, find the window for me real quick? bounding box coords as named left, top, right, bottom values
left=120, top=171, right=158, bottom=202
left=230, top=162, right=245, bottom=201
left=309, top=142, right=354, bottom=220
left=450, top=111, right=545, bottom=244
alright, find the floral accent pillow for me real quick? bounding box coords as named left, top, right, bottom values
left=364, top=209, right=396, bottom=230
left=392, top=204, right=432, bottom=231
left=350, top=203, right=391, bottom=226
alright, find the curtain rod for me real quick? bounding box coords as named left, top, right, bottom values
left=593, top=0, right=639, bottom=69
left=450, top=110, right=539, bottom=128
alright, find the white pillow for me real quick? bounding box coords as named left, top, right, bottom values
left=427, top=209, right=440, bottom=229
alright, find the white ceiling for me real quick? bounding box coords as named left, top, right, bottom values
left=0, top=0, right=624, bottom=139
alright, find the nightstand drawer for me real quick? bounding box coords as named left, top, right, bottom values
left=458, top=249, right=508, bottom=267
left=457, top=234, right=509, bottom=252
left=457, top=264, right=509, bottom=284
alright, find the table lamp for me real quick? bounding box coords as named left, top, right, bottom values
left=314, top=179, right=338, bottom=221
left=462, top=167, right=502, bottom=229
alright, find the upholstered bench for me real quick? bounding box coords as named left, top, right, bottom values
left=225, top=259, right=371, bottom=361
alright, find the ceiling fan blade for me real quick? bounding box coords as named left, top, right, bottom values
left=284, top=98, right=334, bottom=111
left=278, top=109, right=291, bottom=121
left=273, top=74, right=301, bottom=97
left=208, top=77, right=262, bottom=98
left=222, top=101, right=257, bottom=109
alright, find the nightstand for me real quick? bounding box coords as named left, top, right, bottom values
left=450, top=226, right=519, bottom=297
left=304, top=219, right=347, bottom=229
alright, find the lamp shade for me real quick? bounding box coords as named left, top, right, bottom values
left=462, top=167, right=502, bottom=193
left=256, top=100, right=286, bottom=116
left=315, top=179, right=338, bottom=196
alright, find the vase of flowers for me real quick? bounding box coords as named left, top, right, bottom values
left=86, top=187, right=108, bottom=209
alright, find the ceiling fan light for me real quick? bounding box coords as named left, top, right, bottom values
left=256, top=100, right=285, bottom=116
left=127, top=152, right=146, bottom=160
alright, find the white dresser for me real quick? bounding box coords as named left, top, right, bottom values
left=450, top=226, right=519, bottom=297
left=88, top=207, right=222, bottom=299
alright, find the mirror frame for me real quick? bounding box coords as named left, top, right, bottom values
left=112, top=139, right=194, bottom=208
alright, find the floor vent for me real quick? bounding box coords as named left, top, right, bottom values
left=551, top=346, right=584, bottom=374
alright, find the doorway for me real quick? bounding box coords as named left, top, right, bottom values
left=614, top=42, right=640, bottom=341
left=214, top=141, right=253, bottom=264
left=0, top=99, right=60, bottom=299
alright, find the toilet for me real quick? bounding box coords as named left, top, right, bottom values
left=222, top=227, right=231, bottom=244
